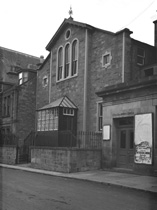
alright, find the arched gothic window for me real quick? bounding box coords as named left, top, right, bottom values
left=71, top=40, right=78, bottom=76
left=58, top=47, right=63, bottom=80
left=64, top=43, right=70, bottom=78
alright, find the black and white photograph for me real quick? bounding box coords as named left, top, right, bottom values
left=0, top=0, right=157, bottom=209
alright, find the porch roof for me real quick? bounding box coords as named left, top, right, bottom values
left=38, top=96, right=77, bottom=110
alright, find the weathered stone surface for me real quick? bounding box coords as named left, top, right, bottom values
left=31, top=147, right=101, bottom=173
left=0, top=146, right=17, bottom=164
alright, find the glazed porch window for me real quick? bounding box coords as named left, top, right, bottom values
left=37, top=108, right=58, bottom=131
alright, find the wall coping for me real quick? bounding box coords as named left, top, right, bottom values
left=30, top=146, right=101, bottom=151
left=96, top=76, right=157, bottom=97
left=0, top=145, right=17, bottom=148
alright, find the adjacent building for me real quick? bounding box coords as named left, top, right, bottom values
left=0, top=46, right=40, bottom=146
left=96, top=20, right=157, bottom=175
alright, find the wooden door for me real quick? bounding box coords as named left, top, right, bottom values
left=117, top=128, right=134, bottom=169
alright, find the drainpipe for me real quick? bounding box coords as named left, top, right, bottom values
left=49, top=50, right=53, bottom=103
left=122, top=31, right=125, bottom=83
left=83, top=29, right=88, bottom=132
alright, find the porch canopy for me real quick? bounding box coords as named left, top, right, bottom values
left=36, top=96, right=78, bottom=147
left=38, top=96, right=77, bottom=110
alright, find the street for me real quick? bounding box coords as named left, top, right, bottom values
left=0, top=168, right=157, bottom=210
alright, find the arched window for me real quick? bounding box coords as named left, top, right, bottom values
left=64, top=43, right=70, bottom=78
left=58, top=47, right=63, bottom=80
left=71, top=40, right=78, bottom=76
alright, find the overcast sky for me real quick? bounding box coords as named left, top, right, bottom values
left=0, top=0, right=157, bottom=58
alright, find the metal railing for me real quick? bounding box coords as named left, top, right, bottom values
left=0, top=130, right=102, bottom=149
left=77, top=131, right=102, bottom=149
left=0, top=133, right=18, bottom=146
left=31, top=130, right=102, bottom=149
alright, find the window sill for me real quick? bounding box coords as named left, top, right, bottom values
left=56, top=74, right=78, bottom=83
left=2, top=115, right=11, bottom=118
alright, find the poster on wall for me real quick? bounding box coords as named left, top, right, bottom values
left=134, top=113, right=153, bottom=165
left=103, top=125, right=111, bottom=140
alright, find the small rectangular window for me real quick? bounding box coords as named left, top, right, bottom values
left=137, top=48, right=145, bottom=66
left=18, top=72, right=28, bottom=85
left=98, top=103, right=103, bottom=131
left=0, top=84, right=3, bottom=93
left=103, top=54, right=110, bottom=65
left=2, top=96, right=11, bottom=117
left=102, top=52, right=111, bottom=68
left=63, top=108, right=74, bottom=116
left=23, top=72, right=28, bottom=82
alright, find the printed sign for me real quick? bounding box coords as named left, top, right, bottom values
left=103, top=125, right=110, bottom=140
left=134, top=113, right=153, bottom=165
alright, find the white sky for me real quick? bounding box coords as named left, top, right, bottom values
left=0, top=0, right=157, bottom=58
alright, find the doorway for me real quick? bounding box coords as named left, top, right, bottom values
left=116, top=117, right=134, bottom=169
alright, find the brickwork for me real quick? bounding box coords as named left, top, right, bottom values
left=0, top=146, right=17, bottom=164
left=31, top=147, right=101, bottom=173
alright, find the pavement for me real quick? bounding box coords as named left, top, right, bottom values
left=0, top=163, right=157, bottom=193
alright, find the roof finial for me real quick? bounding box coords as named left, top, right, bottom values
left=69, top=6, right=73, bottom=18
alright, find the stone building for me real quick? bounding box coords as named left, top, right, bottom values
left=35, top=16, right=157, bottom=174
left=96, top=20, right=157, bottom=175
left=1, top=15, right=157, bottom=174
left=36, top=18, right=132, bottom=136
left=0, top=46, right=40, bottom=147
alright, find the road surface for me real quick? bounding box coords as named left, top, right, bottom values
left=0, top=167, right=157, bottom=210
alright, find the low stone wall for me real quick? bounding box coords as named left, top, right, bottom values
left=0, top=146, right=17, bottom=165
left=31, top=147, right=102, bottom=173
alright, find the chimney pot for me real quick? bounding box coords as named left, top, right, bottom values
left=40, top=55, right=44, bottom=63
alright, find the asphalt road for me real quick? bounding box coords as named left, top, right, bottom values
left=0, top=168, right=157, bottom=210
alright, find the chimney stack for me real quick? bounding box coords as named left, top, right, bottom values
left=40, top=55, right=44, bottom=63
left=153, top=20, right=157, bottom=47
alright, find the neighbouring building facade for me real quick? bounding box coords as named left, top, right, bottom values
left=96, top=20, right=157, bottom=175
left=0, top=46, right=41, bottom=147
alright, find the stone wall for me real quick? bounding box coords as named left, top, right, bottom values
left=31, top=147, right=101, bottom=173
left=100, top=79, right=157, bottom=175
left=0, top=146, right=17, bottom=164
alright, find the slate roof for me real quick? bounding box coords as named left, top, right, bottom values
left=38, top=96, right=78, bottom=110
